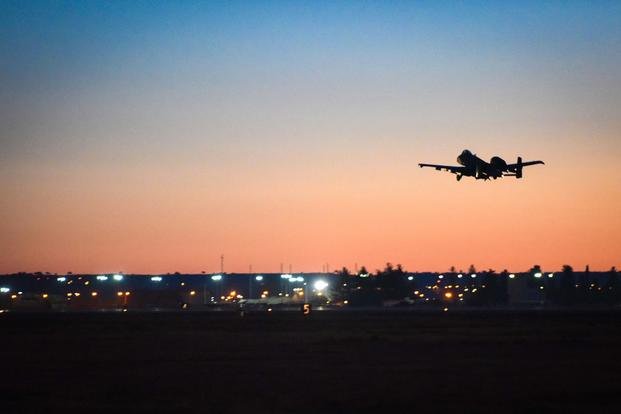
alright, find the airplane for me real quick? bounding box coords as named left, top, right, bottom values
left=419, top=150, right=544, bottom=181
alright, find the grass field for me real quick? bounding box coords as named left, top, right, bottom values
left=1, top=309, right=620, bottom=413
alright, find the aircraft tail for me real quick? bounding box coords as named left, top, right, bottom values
left=516, top=157, right=523, bottom=179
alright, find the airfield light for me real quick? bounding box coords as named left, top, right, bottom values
left=534, top=272, right=542, bottom=278
left=444, top=292, right=453, bottom=299
left=117, top=292, right=123, bottom=297
left=91, top=292, right=98, bottom=297
left=443, top=307, right=448, bottom=312
left=343, top=300, right=348, bottom=304
left=211, top=275, right=222, bottom=281
left=313, top=280, right=329, bottom=291
left=151, top=276, right=162, bottom=282
left=408, top=276, right=414, bottom=281
left=190, top=291, right=196, bottom=296
left=42, top=293, right=48, bottom=298
left=0, top=287, right=10, bottom=293
left=96, top=275, right=108, bottom=281
left=11, top=294, right=17, bottom=299
left=113, top=274, right=123, bottom=281
left=57, top=277, right=66, bottom=282
left=84, top=281, right=90, bottom=285
left=255, top=275, right=264, bottom=281
left=509, top=274, right=516, bottom=279
left=74, top=292, right=80, bottom=297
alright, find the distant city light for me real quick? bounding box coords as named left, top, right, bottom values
left=42, top=293, right=48, bottom=298
left=314, top=280, right=329, bottom=291
left=113, top=274, right=123, bottom=281
left=444, top=292, right=453, bottom=299
left=471, top=274, right=477, bottom=278
left=534, top=272, right=542, bottom=278
left=280, top=274, right=292, bottom=279
left=255, top=275, right=264, bottom=281
left=296, top=276, right=304, bottom=282
left=408, top=276, right=414, bottom=281
left=548, top=273, right=554, bottom=278
left=509, top=274, right=516, bottom=279
left=0, top=287, right=9, bottom=293
left=190, top=291, right=196, bottom=296
left=117, top=292, right=123, bottom=296
left=96, top=275, right=108, bottom=281
left=91, top=292, right=98, bottom=297
left=457, top=274, right=463, bottom=278
left=151, top=276, right=162, bottom=282
left=438, top=275, right=444, bottom=279
left=211, top=275, right=222, bottom=281
left=57, top=277, right=66, bottom=282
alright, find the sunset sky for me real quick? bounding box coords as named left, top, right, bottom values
left=1, top=1, right=620, bottom=274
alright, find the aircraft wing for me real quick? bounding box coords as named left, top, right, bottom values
left=506, top=160, right=545, bottom=169
left=418, top=163, right=466, bottom=174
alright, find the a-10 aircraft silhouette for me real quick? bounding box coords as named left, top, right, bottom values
left=419, top=150, right=544, bottom=181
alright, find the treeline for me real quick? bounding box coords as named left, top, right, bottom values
left=331, top=264, right=621, bottom=307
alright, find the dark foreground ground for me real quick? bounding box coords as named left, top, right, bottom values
left=1, top=309, right=621, bottom=413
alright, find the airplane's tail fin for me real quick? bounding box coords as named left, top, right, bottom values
left=516, top=156, right=523, bottom=179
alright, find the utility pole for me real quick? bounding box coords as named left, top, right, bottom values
left=220, top=254, right=224, bottom=274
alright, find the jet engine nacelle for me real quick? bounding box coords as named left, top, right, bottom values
left=489, top=156, right=507, bottom=171
left=490, top=156, right=507, bottom=170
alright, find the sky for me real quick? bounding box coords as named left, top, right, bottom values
left=1, top=0, right=620, bottom=274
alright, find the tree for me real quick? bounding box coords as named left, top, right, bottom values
left=558, top=265, right=575, bottom=306
left=468, top=264, right=476, bottom=275
left=604, top=266, right=620, bottom=304
left=377, top=263, right=408, bottom=300
left=332, top=267, right=352, bottom=303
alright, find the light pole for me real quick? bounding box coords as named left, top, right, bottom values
left=211, top=274, right=222, bottom=302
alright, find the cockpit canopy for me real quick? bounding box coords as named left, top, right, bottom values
left=457, top=150, right=474, bottom=166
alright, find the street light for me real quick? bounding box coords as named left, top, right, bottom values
left=314, top=280, right=328, bottom=291
left=211, top=274, right=222, bottom=300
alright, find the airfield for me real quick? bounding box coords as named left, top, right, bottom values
left=2, top=309, right=620, bottom=413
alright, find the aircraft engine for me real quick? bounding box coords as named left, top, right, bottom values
left=490, top=156, right=507, bottom=170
